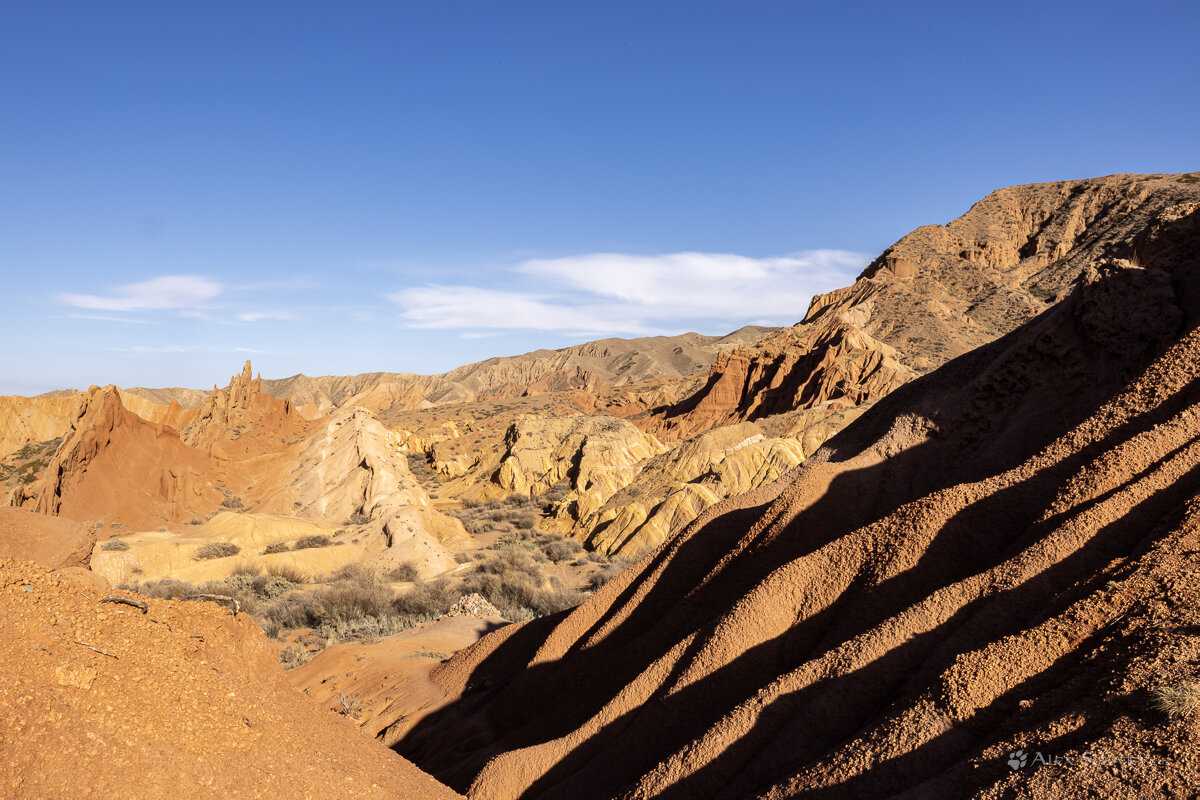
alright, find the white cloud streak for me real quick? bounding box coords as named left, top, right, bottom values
left=236, top=310, right=296, bottom=322
left=115, top=345, right=187, bottom=354
left=57, top=275, right=222, bottom=311
left=390, top=250, right=867, bottom=335
left=57, top=313, right=152, bottom=324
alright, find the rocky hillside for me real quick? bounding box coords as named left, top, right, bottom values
left=10, top=363, right=469, bottom=576
left=386, top=180, right=1200, bottom=798
left=120, top=327, right=775, bottom=417
left=641, top=173, right=1200, bottom=441
left=404, top=174, right=1200, bottom=562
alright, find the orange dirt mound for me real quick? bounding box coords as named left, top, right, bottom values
left=0, top=507, right=95, bottom=569
left=391, top=192, right=1200, bottom=797
left=0, top=557, right=460, bottom=799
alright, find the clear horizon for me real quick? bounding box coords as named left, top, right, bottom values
left=3, top=0, right=1198, bottom=395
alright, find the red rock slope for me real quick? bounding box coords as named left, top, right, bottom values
left=11, top=385, right=223, bottom=528
left=0, top=557, right=460, bottom=799
left=642, top=173, right=1200, bottom=441
left=391, top=186, right=1200, bottom=798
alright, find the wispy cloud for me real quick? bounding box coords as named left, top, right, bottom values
left=58, top=275, right=222, bottom=311
left=236, top=310, right=296, bottom=322
left=114, top=345, right=187, bottom=354
left=389, top=250, right=866, bottom=336
left=56, top=313, right=152, bottom=324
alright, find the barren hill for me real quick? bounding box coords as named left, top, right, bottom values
left=0, top=558, right=460, bottom=799
left=119, top=327, right=775, bottom=416
left=641, top=173, right=1200, bottom=441
left=387, top=181, right=1200, bottom=797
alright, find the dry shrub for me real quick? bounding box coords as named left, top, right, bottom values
left=1154, top=682, right=1200, bottom=719
left=262, top=541, right=291, bottom=555
left=293, top=534, right=333, bottom=550
left=316, top=579, right=394, bottom=620
left=337, top=692, right=363, bottom=718
left=258, top=592, right=322, bottom=630
left=387, top=561, right=421, bottom=582
left=230, top=560, right=260, bottom=577
left=257, top=615, right=283, bottom=639
left=266, top=562, right=308, bottom=584
left=462, top=549, right=584, bottom=620
left=329, top=562, right=377, bottom=585
left=542, top=536, right=583, bottom=563
left=476, top=547, right=546, bottom=579
left=124, top=578, right=196, bottom=600
left=100, top=539, right=130, bottom=551
left=194, top=542, right=240, bottom=560
left=393, top=578, right=461, bottom=618
left=586, top=556, right=636, bottom=591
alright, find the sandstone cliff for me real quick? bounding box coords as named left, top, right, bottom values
left=119, top=327, right=775, bottom=416
left=181, top=360, right=309, bottom=455
left=561, top=408, right=865, bottom=557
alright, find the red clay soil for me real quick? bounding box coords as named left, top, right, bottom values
left=0, top=507, right=95, bottom=569
left=0, top=557, right=461, bottom=800
left=391, top=195, right=1200, bottom=797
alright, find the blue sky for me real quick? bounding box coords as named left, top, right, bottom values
left=1, top=1, right=1197, bottom=394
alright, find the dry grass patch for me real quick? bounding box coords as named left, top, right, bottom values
left=1154, top=681, right=1200, bottom=719
left=193, top=542, right=240, bottom=560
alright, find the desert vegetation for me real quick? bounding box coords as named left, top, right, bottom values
left=1153, top=681, right=1200, bottom=720
left=447, top=493, right=541, bottom=536
left=0, top=438, right=59, bottom=486
left=193, top=542, right=241, bottom=560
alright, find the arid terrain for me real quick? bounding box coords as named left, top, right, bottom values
left=3, top=171, right=1199, bottom=797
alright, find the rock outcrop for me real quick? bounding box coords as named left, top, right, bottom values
left=388, top=175, right=1200, bottom=798
left=12, top=385, right=222, bottom=528
left=181, top=360, right=309, bottom=455
left=559, top=420, right=813, bottom=557
left=439, top=415, right=667, bottom=513
left=641, top=173, right=1200, bottom=441
left=0, top=507, right=96, bottom=570
left=255, top=406, right=469, bottom=577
